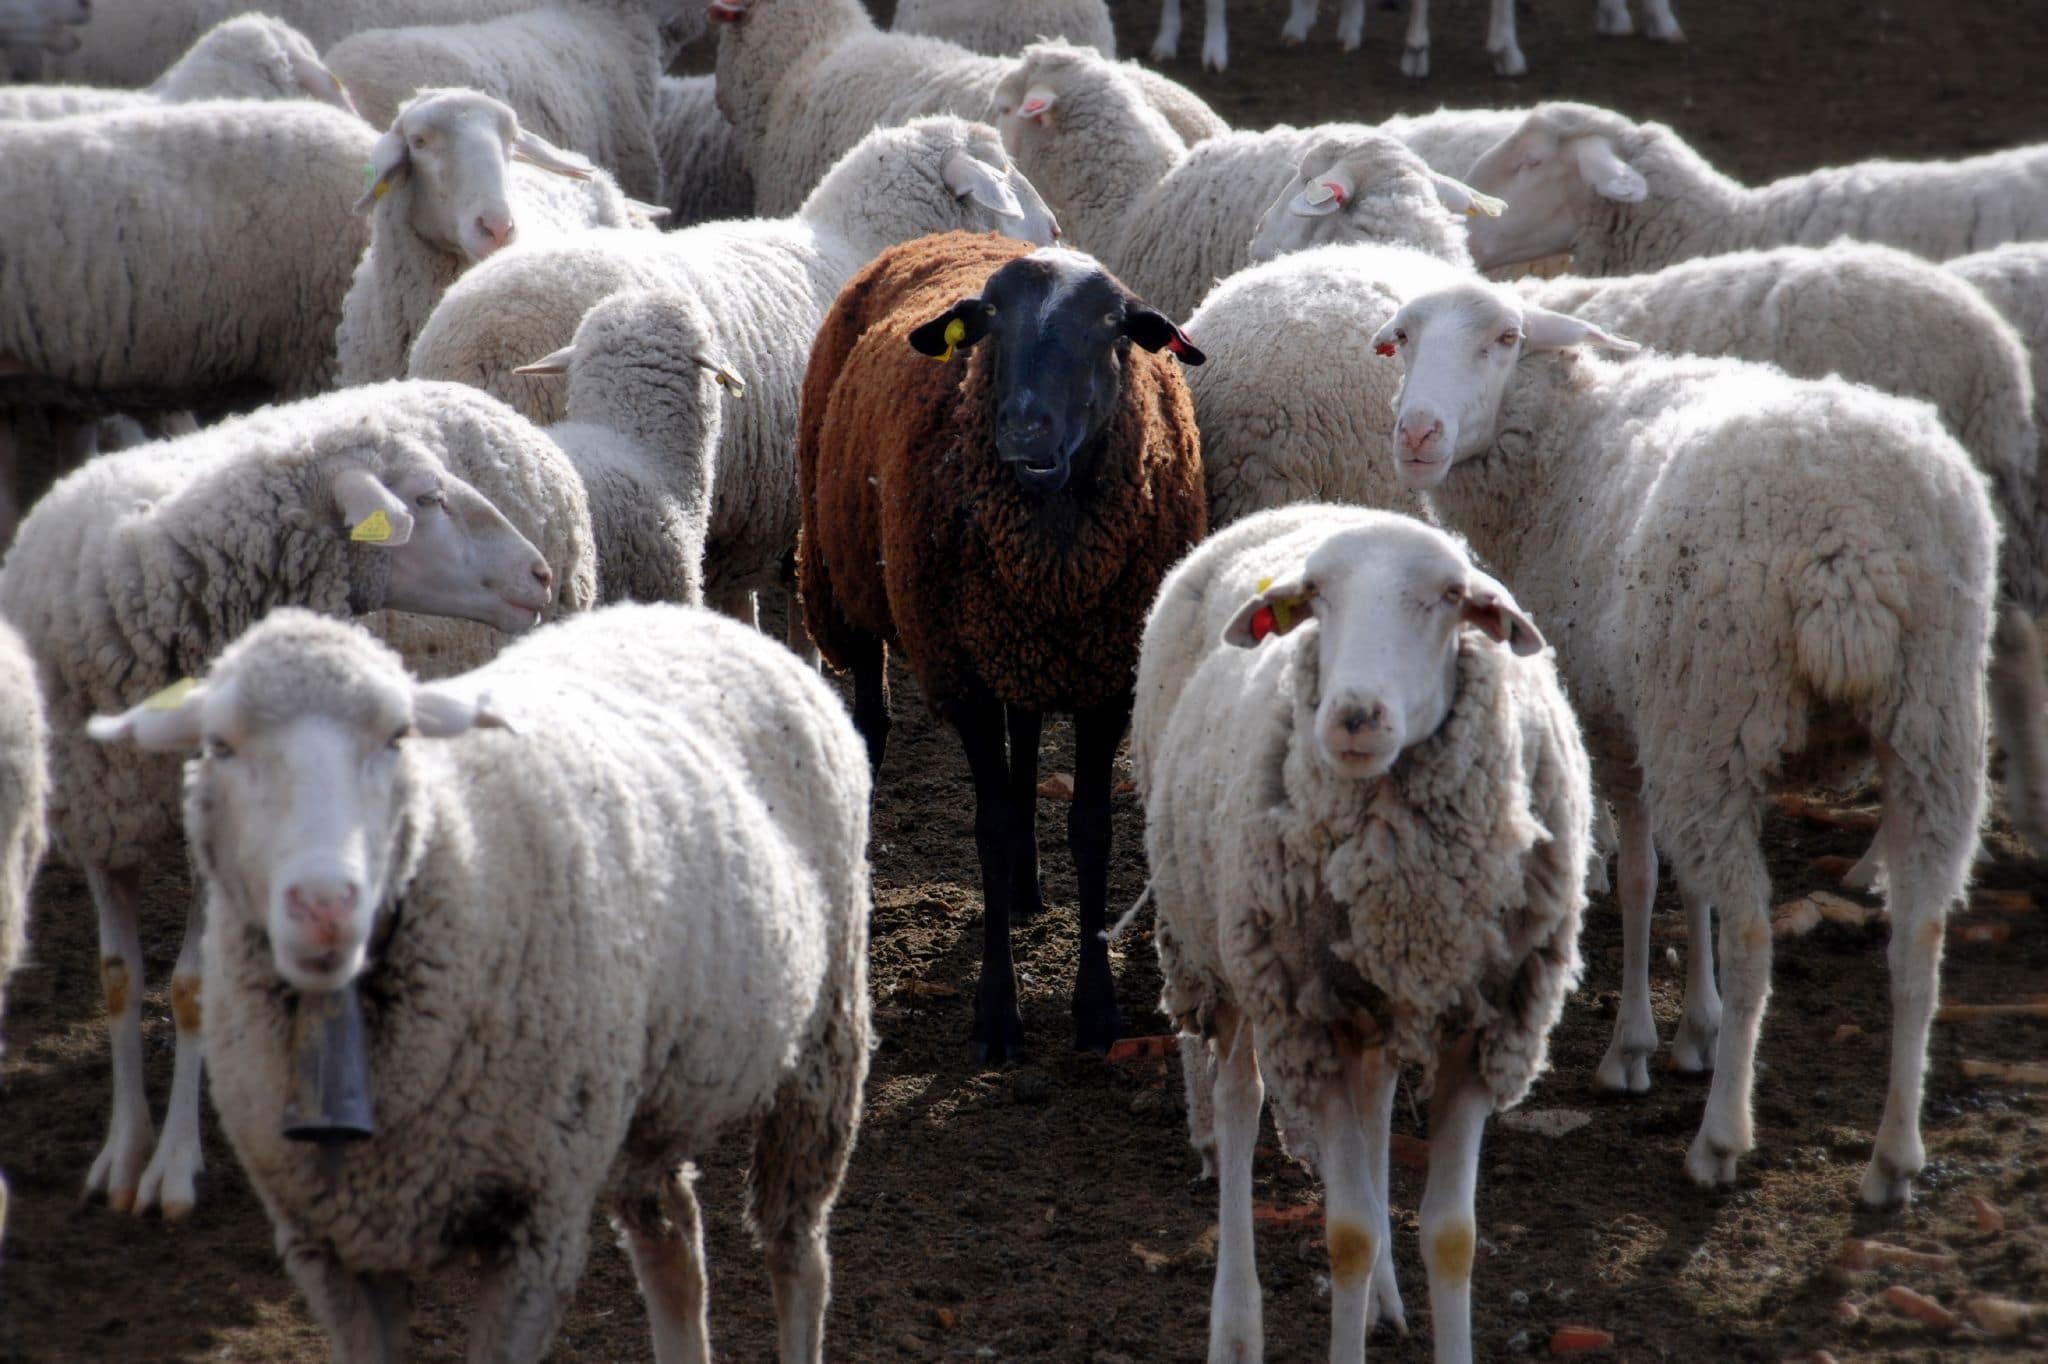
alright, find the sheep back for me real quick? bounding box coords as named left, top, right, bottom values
left=799, top=231, right=1205, bottom=713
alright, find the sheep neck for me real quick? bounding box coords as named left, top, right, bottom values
left=1574, top=123, right=1751, bottom=274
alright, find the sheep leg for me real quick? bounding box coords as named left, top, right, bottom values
left=1206, top=1008, right=1265, bottom=1364
left=1862, top=739, right=1971, bottom=1208
left=1988, top=603, right=2048, bottom=855
left=1320, top=1047, right=1392, bottom=1362
left=280, top=1234, right=411, bottom=1363
left=1667, top=803, right=1772, bottom=1188
left=1181, top=1032, right=1221, bottom=1178
left=1070, top=698, right=1130, bottom=1052
left=467, top=1227, right=585, bottom=1363
left=1358, top=1049, right=1406, bottom=1334
left=1005, top=705, right=1045, bottom=923
left=1593, top=0, right=1633, bottom=33
left=948, top=694, right=1025, bottom=1061
left=1151, top=0, right=1182, bottom=61
left=780, top=583, right=821, bottom=671
left=1336, top=0, right=1366, bottom=50
left=135, top=893, right=207, bottom=1218
left=620, top=1167, right=711, bottom=1364
left=1281, top=0, right=1319, bottom=45
left=83, top=864, right=154, bottom=1213
left=1486, top=0, right=1527, bottom=75
left=1593, top=794, right=1658, bottom=1094
left=1400, top=0, right=1430, bottom=76
left=1419, top=1052, right=1489, bottom=1364
left=846, top=632, right=890, bottom=782
left=1668, top=880, right=1721, bottom=1073
left=1636, top=0, right=1684, bottom=41
left=1202, top=0, right=1230, bottom=71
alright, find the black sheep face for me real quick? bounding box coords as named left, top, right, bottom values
left=909, top=248, right=1204, bottom=496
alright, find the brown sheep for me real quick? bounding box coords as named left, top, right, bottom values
left=799, top=230, right=1207, bottom=1059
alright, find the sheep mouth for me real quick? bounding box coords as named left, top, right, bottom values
left=707, top=0, right=748, bottom=22
left=1396, top=453, right=1451, bottom=488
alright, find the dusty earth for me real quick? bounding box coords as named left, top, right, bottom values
left=5, top=0, right=2048, bottom=1359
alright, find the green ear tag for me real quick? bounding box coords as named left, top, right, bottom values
left=351, top=509, right=393, bottom=543
left=935, top=316, right=968, bottom=363
left=142, top=677, right=197, bottom=711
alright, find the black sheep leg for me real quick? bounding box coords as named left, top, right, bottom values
left=1004, top=705, right=1046, bottom=923
left=945, top=693, right=1026, bottom=1062
left=1069, top=696, right=1131, bottom=1052
left=847, top=632, right=890, bottom=782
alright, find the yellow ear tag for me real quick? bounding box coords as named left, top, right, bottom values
left=142, top=677, right=197, bottom=711
left=1465, top=191, right=1507, bottom=218
left=363, top=162, right=392, bottom=200
left=1251, top=575, right=1307, bottom=641
left=351, top=509, right=394, bottom=543
left=935, top=316, right=968, bottom=363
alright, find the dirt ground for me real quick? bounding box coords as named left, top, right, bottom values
left=6, top=0, right=2048, bottom=1359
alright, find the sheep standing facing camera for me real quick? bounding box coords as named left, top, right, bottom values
left=1134, top=503, right=1592, bottom=1364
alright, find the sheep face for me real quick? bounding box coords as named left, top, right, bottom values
left=1461, top=111, right=1648, bottom=270
left=1372, top=284, right=1635, bottom=487
left=0, top=0, right=89, bottom=53
left=359, top=90, right=595, bottom=264
left=87, top=613, right=508, bottom=992
left=347, top=454, right=558, bottom=633
left=1223, top=520, right=1545, bottom=777
left=906, top=248, right=1202, bottom=495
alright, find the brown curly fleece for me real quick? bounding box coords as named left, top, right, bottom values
left=798, top=231, right=1207, bottom=714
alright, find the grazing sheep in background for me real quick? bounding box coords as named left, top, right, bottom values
left=992, top=42, right=1482, bottom=318
left=655, top=73, right=755, bottom=228
left=335, top=88, right=649, bottom=388
left=410, top=117, right=1057, bottom=631
left=709, top=0, right=1225, bottom=217
left=323, top=0, right=668, bottom=201
left=1135, top=504, right=1590, bottom=1364
left=1376, top=279, right=1996, bottom=1205
left=799, top=232, right=1206, bottom=1057
left=90, top=603, right=872, bottom=1364
left=1180, top=242, right=1476, bottom=527
left=1241, top=127, right=1499, bottom=265
left=0, top=381, right=573, bottom=1218
left=1459, top=101, right=2048, bottom=274
left=0, top=619, right=47, bottom=1244
left=0, top=100, right=376, bottom=416
left=0, top=14, right=358, bottom=120
left=0, top=0, right=89, bottom=77
left=893, top=0, right=1115, bottom=58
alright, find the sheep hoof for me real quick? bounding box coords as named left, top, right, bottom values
left=971, top=998, right=1025, bottom=1065
left=1669, top=1011, right=1720, bottom=1074
left=1149, top=38, right=1177, bottom=63
left=1648, top=21, right=1685, bottom=42
left=1399, top=45, right=1429, bottom=78
left=1858, top=1152, right=1919, bottom=1209
left=1596, top=12, right=1632, bottom=35
left=1072, top=997, right=1124, bottom=1055
left=1685, top=1130, right=1742, bottom=1188
left=1593, top=1042, right=1652, bottom=1094
left=1491, top=44, right=1527, bottom=77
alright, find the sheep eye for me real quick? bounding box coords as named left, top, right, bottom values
left=983, top=303, right=998, bottom=316
left=1498, top=330, right=1520, bottom=347
left=1442, top=583, right=1465, bottom=604
left=415, top=489, right=446, bottom=510
left=387, top=725, right=411, bottom=750
left=205, top=736, right=234, bottom=760
left=411, top=134, right=429, bottom=150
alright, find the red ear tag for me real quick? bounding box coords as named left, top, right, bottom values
left=1374, top=342, right=1396, bottom=357
left=1250, top=604, right=1276, bottom=642
left=1320, top=179, right=1346, bottom=204
left=1165, top=334, right=1188, bottom=355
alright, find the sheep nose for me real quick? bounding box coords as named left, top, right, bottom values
left=1338, top=702, right=1385, bottom=736
left=530, top=558, right=554, bottom=596
left=1399, top=416, right=1444, bottom=456
left=284, top=880, right=361, bottom=949
left=476, top=213, right=515, bottom=252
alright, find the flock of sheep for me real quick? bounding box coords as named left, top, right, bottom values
left=0, top=0, right=2044, bottom=1358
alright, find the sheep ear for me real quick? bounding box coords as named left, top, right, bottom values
left=412, top=683, right=515, bottom=738
left=1461, top=569, right=1545, bottom=656
left=291, top=51, right=358, bottom=116
left=331, top=466, right=417, bottom=548
left=691, top=353, right=746, bottom=397
left=1288, top=169, right=1353, bottom=218
left=1369, top=318, right=1404, bottom=358
left=1520, top=307, right=1638, bottom=354
left=1572, top=135, right=1647, bottom=203
left=1224, top=575, right=1313, bottom=648
left=511, top=129, right=595, bottom=181
left=1015, top=84, right=1057, bottom=124
left=907, top=298, right=992, bottom=360
left=354, top=129, right=409, bottom=212
left=513, top=344, right=575, bottom=376
left=87, top=679, right=208, bottom=752
left=1429, top=171, right=1506, bottom=218
left=1123, top=307, right=1205, bottom=364
left=940, top=147, right=1023, bottom=219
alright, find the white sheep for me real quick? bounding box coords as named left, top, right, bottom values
left=655, top=73, right=755, bottom=227
left=709, top=0, right=1224, bottom=216
left=892, top=0, right=1115, bottom=57
left=992, top=42, right=1484, bottom=319
left=322, top=0, right=668, bottom=202
left=335, top=88, right=649, bottom=388
left=0, top=100, right=377, bottom=414
left=0, top=379, right=589, bottom=1218
left=89, top=603, right=872, bottom=1363
left=1135, top=504, right=1590, bottom=1362
left=1181, top=242, right=1475, bottom=528
left=1528, top=242, right=2048, bottom=874
left=1375, top=279, right=1996, bottom=1205
left=0, top=618, right=46, bottom=1242
left=515, top=287, right=746, bottom=608
left=37, top=0, right=542, bottom=86
left=408, top=116, right=1057, bottom=618
left=1460, top=101, right=2048, bottom=275
left=0, top=14, right=358, bottom=120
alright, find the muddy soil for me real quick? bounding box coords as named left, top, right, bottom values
left=6, top=1, right=2048, bottom=1360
